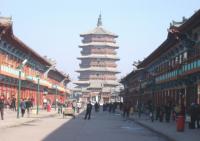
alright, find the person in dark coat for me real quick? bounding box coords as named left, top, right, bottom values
left=84, top=101, right=92, bottom=120
left=94, top=102, right=99, bottom=112
left=155, top=106, right=160, bottom=120
left=11, top=96, right=16, bottom=111
left=108, top=103, right=113, bottom=113
left=165, top=103, right=172, bottom=122
left=20, top=99, right=26, bottom=117
left=123, top=102, right=131, bottom=120
left=159, top=105, right=165, bottom=122
left=0, top=95, right=5, bottom=120
left=196, top=104, right=200, bottom=128
left=26, top=99, right=32, bottom=117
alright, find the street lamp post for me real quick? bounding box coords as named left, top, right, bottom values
left=17, top=59, right=27, bottom=118
left=36, top=75, right=40, bottom=115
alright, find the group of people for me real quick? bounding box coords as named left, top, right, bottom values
left=83, top=101, right=132, bottom=120
left=0, top=94, right=34, bottom=120
left=189, top=103, right=200, bottom=129
left=20, top=98, right=33, bottom=117
left=102, top=102, right=118, bottom=113
left=135, top=100, right=200, bottom=129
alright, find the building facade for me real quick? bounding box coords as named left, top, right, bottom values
left=74, top=15, right=120, bottom=103
left=121, top=9, right=200, bottom=110
left=0, top=17, right=70, bottom=107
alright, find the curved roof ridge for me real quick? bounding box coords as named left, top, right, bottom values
left=80, top=26, right=118, bottom=37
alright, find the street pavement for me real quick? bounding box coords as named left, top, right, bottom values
left=0, top=109, right=167, bottom=141
left=132, top=113, right=200, bottom=141
left=0, top=108, right=57, bottom=129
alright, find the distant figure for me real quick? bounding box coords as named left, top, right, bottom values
left=20, top=99, right=26, bottom=117
left=84, top=101, right=92, bottom=120
left=123, top=102, right=131, bottom=120
left=11, top=96, right=16, bottom=111
left=26, top=99, right=32, bottom=117
left=94, top=102, right=100, bottom=112
left=103, top=103, right=107, bottom=111
left=0, top=95, right=5, bottom=120
left=72, top=101, right=77, bottom=113
left=31, top=97, right=35, bottom=107
left=77, top=102, right=82, bottom=113
left=108, top=103, right=113, bottom=113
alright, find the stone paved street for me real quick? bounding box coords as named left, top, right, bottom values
left=0, top=110, right=167, bottom=141
left=132, top=114, right=200, bottom=141
left=0, top=108, right=57, bottom=129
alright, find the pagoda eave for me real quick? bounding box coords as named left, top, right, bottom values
left=80, top=33, right=118, bottom=38
left=79, top=42, right=119, bottom=48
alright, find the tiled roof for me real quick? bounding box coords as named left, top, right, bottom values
left=80, top=26, right=118, bottom=37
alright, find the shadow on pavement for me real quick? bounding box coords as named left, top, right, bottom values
left=41, top=109, right=166, bottom=141
left=42, top=110, right=87, bottom=141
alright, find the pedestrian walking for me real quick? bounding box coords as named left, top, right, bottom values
left=159, top=105, right=165, bottom=122
left=108, top=103, right=113, bottom=113
left=84, top=101, right=92, bottom=120
left=197, top=104, right=200, bottom=128
left=20, top=99, right=26, bottom=117
left=77, top=102, right=81, bottom=113
left=72, top=100, right=77, bottom=113
left=0, top=95, right=5, bottom=120
left=26, top=98, right=32, bottom=117
left=165, top=103, right=172, bottom=122
left=11, top=96, right=16, bottom=111
left=94, top=102, right=99, bottom=112
left=123, top=102, right=131, bottom=120
left=155, top=105, right=160, bottom=120
left=148, top=101, right=154, bottom=122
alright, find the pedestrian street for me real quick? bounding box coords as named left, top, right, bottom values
left=0, top=109, right=168, bottom=141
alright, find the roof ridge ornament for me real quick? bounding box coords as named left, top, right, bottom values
left=97, top=14, right=102, bottom=27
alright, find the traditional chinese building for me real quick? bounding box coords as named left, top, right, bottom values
left=0, top=16, right=70, bottom=107
left=120, top=69, right=144, bottom=106
left=74, top=15, right=120, bottom=103
left=121, top=9, right=200, bottom=110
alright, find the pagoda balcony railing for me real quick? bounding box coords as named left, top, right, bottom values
left=79, top=64, right=117, bottom=68
left=81, top=51, right=117, bottom=55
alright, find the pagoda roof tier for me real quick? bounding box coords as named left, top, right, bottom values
left=76, top=67, right=120, bottom=73
left=80, top=26, right=118, bottom=37
left=74, top=80, right=119, bottom=87
left=77, top=54, right=120, bottom=60
left=79, top=42, right=119, bottom=48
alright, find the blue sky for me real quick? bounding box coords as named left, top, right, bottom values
left=1, top=0, right=200, bottom=87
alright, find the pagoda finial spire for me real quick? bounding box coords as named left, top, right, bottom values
left=97, top=14, right=102, bottom=27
